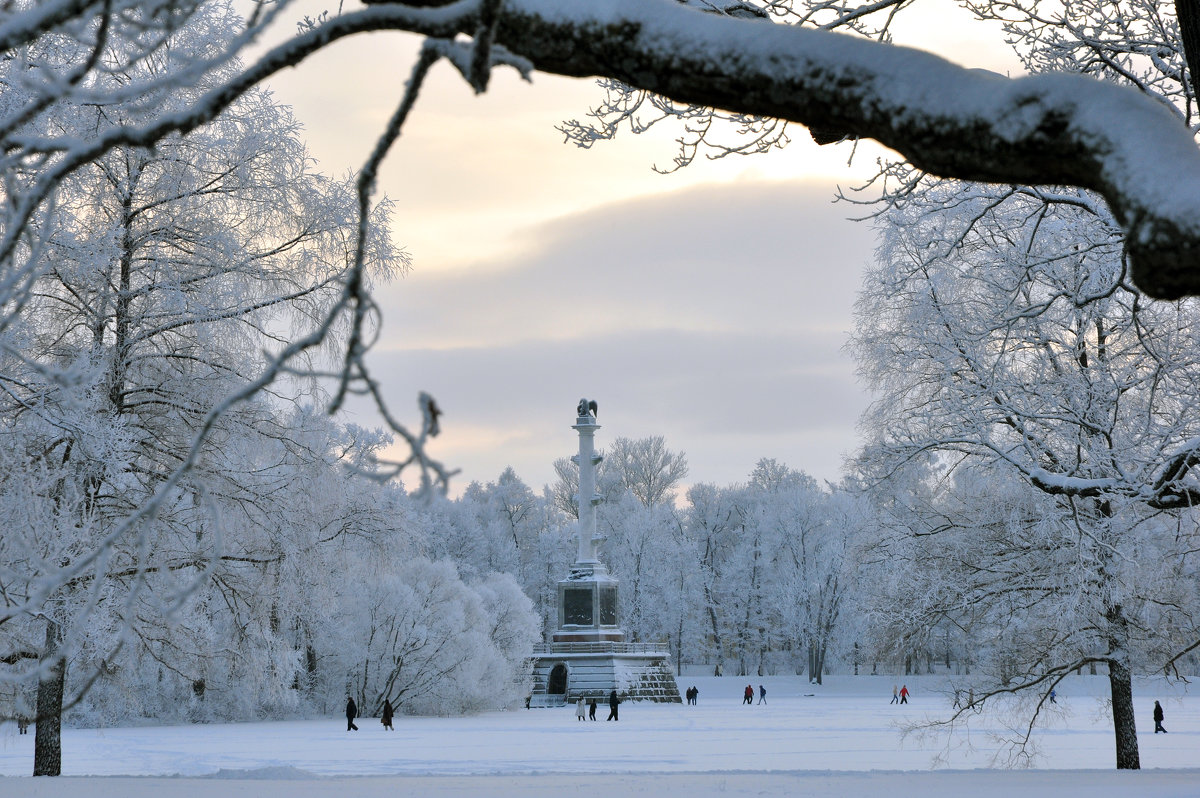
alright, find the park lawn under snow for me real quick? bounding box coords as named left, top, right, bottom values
left=0, top=674, right=1197, bottom=797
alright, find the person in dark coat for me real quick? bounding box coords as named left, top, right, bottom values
left=346, top=695, right=359, bottom=731
left=381, top=698, right=394, bottom=730
left=588, top=697, right=597, bottom=720
left=606, top=689, right=620, bottom=721
left=758, top=685, right=767, bottom=705
left=1154, top=700, right=1167, bottom=733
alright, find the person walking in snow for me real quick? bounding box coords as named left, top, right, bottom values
left=381, top=698, right=394, bottom=730
left=576, top=697, right=587, bottom=721
left=899, top=685, right=909, bottom=704
left=588, top=697, right=597, bottom=720
left=758, top=685, right=767, bottom=705
left=743, top=684, right=754, bottom=705
left=345, top=695, right=359, bottom=731
left=607, top=689, right=620, bottom=721
left=1154, top=700, right=1167, bottom=733
left=890, top=685, right=899, bottom=705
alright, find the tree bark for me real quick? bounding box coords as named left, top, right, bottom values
left=1108, top=657, right=1140, bottom=770
left=1177, top=0, right=1200, bottom=102
left=33, top=619, right=65, bottom=777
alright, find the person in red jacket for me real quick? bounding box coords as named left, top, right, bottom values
left=743, top=684, right=754, bottom=705
left=899, top=685, right=910, bottom=704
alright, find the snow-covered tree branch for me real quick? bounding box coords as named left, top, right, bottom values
left=362, top=0, right=1200, bottom=299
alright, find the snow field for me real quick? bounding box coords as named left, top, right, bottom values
left=0, top=674, right=1196, bottom=797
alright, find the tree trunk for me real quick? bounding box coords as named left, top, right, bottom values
left=676, top=617, right=684, bottom=676
left=1108, top=657, right=1141, bottom=770
left=1177, top=0, right=1200, bottom=101
left=33, top=619, right=66, bottom=777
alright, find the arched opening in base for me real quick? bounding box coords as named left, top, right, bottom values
left=548, top=663, right=568, bottom=695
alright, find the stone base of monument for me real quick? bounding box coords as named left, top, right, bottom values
left=528, top=643, right=682, bottom=706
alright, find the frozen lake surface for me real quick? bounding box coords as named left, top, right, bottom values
left=1, top=674, right=1196, bottom=796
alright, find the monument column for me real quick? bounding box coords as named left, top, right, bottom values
left=572, top=400, right=602, bottom=566
left=553, top=399, right=623, bottom=644
left=527, top=398, right=681, bottom=705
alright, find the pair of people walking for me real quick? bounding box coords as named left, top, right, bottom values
left=741, top=684, right=766, bottom=704
left=575, top=697, right=598, bottom=720
left=346, top=695, right=394, bottom=730
left=890, top=685, right=909, bottom=704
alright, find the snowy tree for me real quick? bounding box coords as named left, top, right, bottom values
left=605, top=436, right=690, bottom=508
left=770, top=480, right=864, bottom=683
left=681, top=481, right=745, bottom=672
left=858, top=460, right=1200, bottom=766
left=336, top=557, right=539, bottom=716
left=438, top=469, right=572, bottom=636
left=852, top=177, right=1200, bottom=768
left=598, top=492, right=689, bottom=645
left=0, top=3, right=408, bottom=775
left=849, top=0, right=1200, bottom=768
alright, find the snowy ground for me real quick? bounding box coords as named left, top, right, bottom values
left=0, top=674, right=1197, bottom=797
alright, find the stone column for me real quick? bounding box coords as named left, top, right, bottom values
left=572, top=402, right=602, bottom=566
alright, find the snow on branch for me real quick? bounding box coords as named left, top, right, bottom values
left=358, top=0, right=1200, bottom=299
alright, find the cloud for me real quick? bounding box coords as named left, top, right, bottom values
left=379, top=179, right=873, bottom=345
left=348, top=178, right=876, bottom=494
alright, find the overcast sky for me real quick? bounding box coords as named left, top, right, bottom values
left=259, top=2, right=1018, bottom=495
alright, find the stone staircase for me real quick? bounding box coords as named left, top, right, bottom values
left=528, top=649, right=682, bottom=705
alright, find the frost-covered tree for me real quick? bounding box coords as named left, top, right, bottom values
left=858, top=460, right=1200, bottom=766
left=606, top=436, right=690, bottom=508
left=852, top=177, right=1200, bottom=768
left=671, top=460, right=862, bottom=679
left=337, top=557, right=539, bottom=716
left=681, top=481, right=744, bottom=671
left=598, top=492, right=689, bottom=645
left=850, top=0, right=1200, bottom=768
left=0, top=2, right=407, bottom=775
left=434, top=469, right=572, bottom=636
